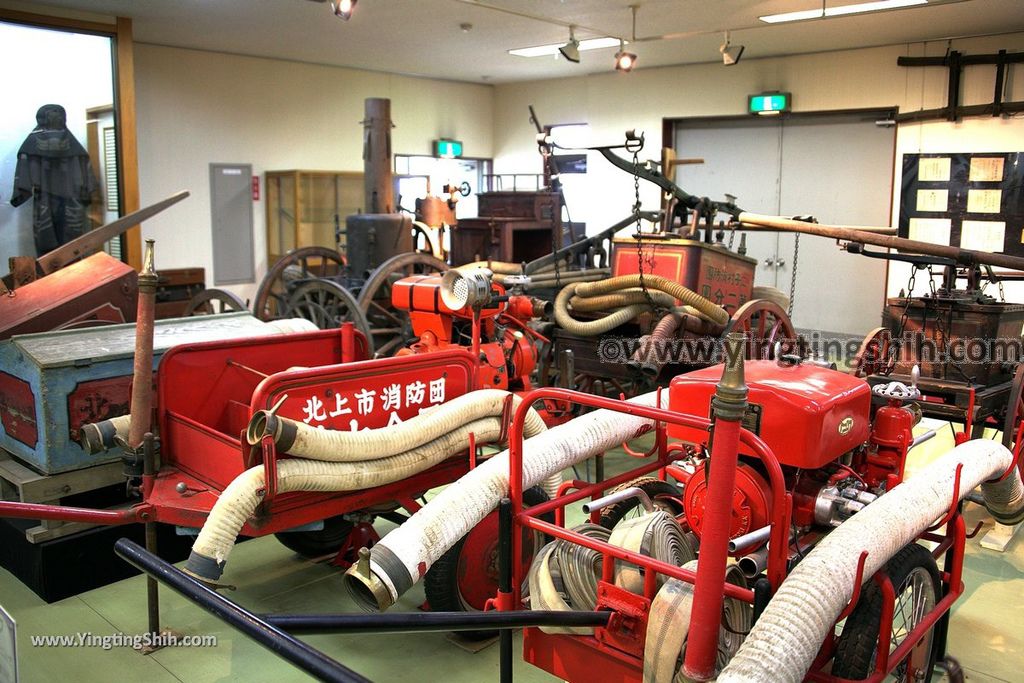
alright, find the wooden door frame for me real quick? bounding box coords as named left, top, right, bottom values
left=0, top=9, right=142, bottom=268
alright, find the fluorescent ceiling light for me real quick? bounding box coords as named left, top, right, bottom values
left=760, top=0, right=927, bottom=24
left=509, top=37, right=621, bottom=58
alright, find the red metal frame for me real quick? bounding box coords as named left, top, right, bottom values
left=503, top=386, right=971, bottom=683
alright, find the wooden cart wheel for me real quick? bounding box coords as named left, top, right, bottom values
left=356, top=252, right=449, bottom=358
left=284, top=279, right=374, bottom=346
left=728, top=299, right=796, bottom=360
left=851, top=327, right=896, bottom=377
left=184, top=288, right=248, bottom=316
left=1001, top=364, right=1024, bottom=450
left=253, top=246, right=346, bottom=321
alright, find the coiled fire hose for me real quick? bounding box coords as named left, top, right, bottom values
left=644, top=561, right=751, bottom=683
left=344, top=388, right=668, bottom=611
left=526, top=524, right=610, bottom=635
left=553, top=274, right=729, bottom=337
left=718, top=439, right=1024, bottom=683
left=527, top=511, right=694, bottom=636
left=184, top=389, right=552, bottom=582
left=609, top=510, right=696, bottom=594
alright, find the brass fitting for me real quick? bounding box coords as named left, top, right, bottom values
left=713, top=332, right=749, bottom=421
left=138, top=239, right=158, bottom=290
left=344, top=547, right=396, bottom=612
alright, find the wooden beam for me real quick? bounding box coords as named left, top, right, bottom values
left=116, top=16, right=142, bottom=270
left=0, top=8, right=114, bottom=35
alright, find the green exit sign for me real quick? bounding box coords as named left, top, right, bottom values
left=434, top=139, right=463, bottom=158
left=749, top=92, right=791, bottom=115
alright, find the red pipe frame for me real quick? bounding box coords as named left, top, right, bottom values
left=506, top=386, right=970, bottom=683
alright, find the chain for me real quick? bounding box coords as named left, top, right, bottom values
left=927, top=268, right=937, bottom=297
left=999, top=278, right=1006, bottom=302
left=633, top=149, right=659, bottom=316
left=787, top=234, right=799, bottom=318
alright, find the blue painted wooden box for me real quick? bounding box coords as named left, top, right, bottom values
left=0, top=313, right=278, bottom=474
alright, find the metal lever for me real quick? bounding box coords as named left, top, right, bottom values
left=582, top=486, right=655, bottom=515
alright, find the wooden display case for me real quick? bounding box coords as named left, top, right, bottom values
left=265, top=170, right=363, bottom=264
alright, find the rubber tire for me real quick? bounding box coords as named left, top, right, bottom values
left=274, top=515, right=355, bottom=558
left=598, top=477, right=684, bottom=530
left=833, top=543, right=941, bottom=681
left=424, top=486, right=551, bottom=640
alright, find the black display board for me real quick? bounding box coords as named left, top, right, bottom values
left=899, top=152, right=1024, bottom=256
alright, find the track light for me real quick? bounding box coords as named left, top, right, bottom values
left=331, top=0, right=356, bottom=20
left=559, top=26, right=580, bottom=63
left=614, top=40, right=637, bottom=72
left=720, top=31, right=744, bottom=66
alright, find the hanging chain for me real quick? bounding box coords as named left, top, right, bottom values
left=727, top=220, right=737, bottom=250
left=999, top=278, right=1006, bottom=302
left=633, top=149, right=658, bottom=316
left=787, top=234, right=799, bottom=318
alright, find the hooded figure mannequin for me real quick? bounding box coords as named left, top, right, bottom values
left=10, top=104, right=99, bottom=253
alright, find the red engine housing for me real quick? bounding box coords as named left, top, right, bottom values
left=668, top=360, right=871, bottom=469
left=682, top=462, right=771, bottom=546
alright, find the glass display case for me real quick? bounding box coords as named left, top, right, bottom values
left=265, top=170, right=363, bottom=264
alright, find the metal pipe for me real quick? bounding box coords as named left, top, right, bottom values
left=910, top=429, right=937, bottom=450
left=738, top=547, right=768, bottom=580
left=683, top=332, right=748, bottom=682
left=127, top=240, right=158, bottom=450
left=264, top=610, right=612, bottom=634
left=143, top=433, right=160, bottom=640
left=363, top=98, right=393, bottom=214
left=728, top=525, right=771, bottom=553
left=581, top=486, right=654, bottom=515
left=498, top=497, right=513, bottom=683
left=0, top=501, right=146, bottom=525
left=113, top=539, right=369, bottom=683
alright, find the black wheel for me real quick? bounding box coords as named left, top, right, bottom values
left=274, top=515, right=354, bottom=558
left=424, top=486, right=551, bottom=640
left=253, top=246, right=346, bottom=321
left=598, top=477, right=684, bottom=530
left=833, top=543, right=941, bottom=682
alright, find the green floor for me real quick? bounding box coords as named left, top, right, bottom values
left=1, top=433, right=1022, bottom=682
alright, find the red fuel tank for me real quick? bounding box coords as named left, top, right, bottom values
left=669, top=360, right=871, bottom=469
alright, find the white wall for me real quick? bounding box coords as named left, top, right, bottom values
left=492, top=32, right=1024, bottom=322
left=133, top=44, right=494, bottom=302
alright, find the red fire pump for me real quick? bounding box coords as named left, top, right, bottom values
left=391, top=271, right=549, bottom=392
left=507, top=349, right=965, bottom=683
left=667, top=357, right=916, bottom=545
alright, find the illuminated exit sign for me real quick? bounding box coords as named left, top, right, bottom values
left=434, top=139, right=464, bottom=158
left=749, top=92, right=791, bottom=115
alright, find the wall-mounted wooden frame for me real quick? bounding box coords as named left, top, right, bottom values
left=0, top=8, right=141, bottom=268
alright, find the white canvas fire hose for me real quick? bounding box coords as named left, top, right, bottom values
left=718, top=439, right=1024, bottom=683
left=183, top=389, right=552, bottom=581
left=344, top=389, right=668, bottom=611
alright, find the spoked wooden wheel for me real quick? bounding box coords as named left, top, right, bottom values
left=284, top=279, right=374, bottom=348
left=728, top=299, right=796, bottom=360
left=184, top=288, right=247, bottom=316
left=253, top=246, right=346, bottom=321
left=852, top=327, right=896, bottom=377
left=356, top=252, right=448, bottom=358
left=411, top=221, right=436, bottom=256
left=1001, top=364, right=1024, bottom=452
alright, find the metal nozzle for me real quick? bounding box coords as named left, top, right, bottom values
left=713, top=332, right=749, bottom=421
left=138, top=239, right=158, bottom=287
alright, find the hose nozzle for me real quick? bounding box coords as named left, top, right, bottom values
left=713, top=332, right=749, bottom=421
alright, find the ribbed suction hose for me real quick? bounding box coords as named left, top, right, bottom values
left=184, top=417, right=503, bottom=581
left=344, top=389, right=668, bottom=611
left=718, top=439, right=1021, bottom=683
left=246, top=389, right=546, bottom=462
left=575, top=274, right=729, bottom=326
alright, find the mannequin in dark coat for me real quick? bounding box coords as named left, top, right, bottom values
left=10, top=104, right=99, bottom=253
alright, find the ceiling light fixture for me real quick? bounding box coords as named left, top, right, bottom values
left=331, top=0, right=357, bottom=21
left=614, top=40, right=637, bottom=72
left=559, top=25, right=581, bottom=63
left=760, top=0, right=927, bottom=24
left=614, top=5, right=639, bottom=73
left=720, top=30, right=744, bottom=66
left=508, top=37, right=620, bottom=58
